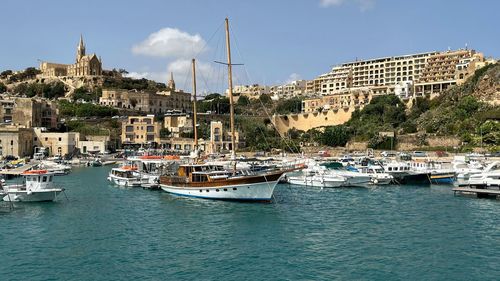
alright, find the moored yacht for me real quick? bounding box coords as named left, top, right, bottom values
left=457, top=161, right=500, bottom=189
left=159, top=19, right=298, bottom=201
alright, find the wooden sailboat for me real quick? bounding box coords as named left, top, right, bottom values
left=159, top=18, right=294, bottom=201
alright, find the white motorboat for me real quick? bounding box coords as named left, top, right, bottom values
left=38, top=160, right=71, bottom=175
left=286, top=173, right=347, bottom=188
left=127, top=155, right=180, bottom=188
left=107, top=166, right=144, bottom=187
left=358, top=165, right=394, bottom=185
left=2, top=170, right=64, bottom=202
left=458, top=162, right=500, bottom=189
left=453, top=161, right=484, bottom=181
left=286, top=159, right=369, bottom=188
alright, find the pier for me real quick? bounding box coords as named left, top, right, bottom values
left=0, top=162, right=39, bottom=176
left=453, top=187, right=500, bottom=198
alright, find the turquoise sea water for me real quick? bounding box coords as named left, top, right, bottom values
left=1, top=166, right=499, bottom=281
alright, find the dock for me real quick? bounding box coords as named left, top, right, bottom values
left=453, top=187, right=500, bottom=198
left=0, top=162, right=39, bottom=176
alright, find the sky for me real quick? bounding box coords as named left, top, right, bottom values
left=1, top=0, right=498, bottom=95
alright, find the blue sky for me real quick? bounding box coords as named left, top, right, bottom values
left=1, top=0, right=498, bottom=94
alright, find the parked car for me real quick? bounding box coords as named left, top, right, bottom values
left=412, top=151, right=428, bottom=157
left=381, top=151, right=397, bottom=157
left=318, top=151, right=331, bottom=157
left=435, top=151, right=449, bottom=157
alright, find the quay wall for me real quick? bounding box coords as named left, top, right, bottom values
left=272, top=108, right=355, bottom=135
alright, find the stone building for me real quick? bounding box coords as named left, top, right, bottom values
left=301, top=88, right=373, bottom=113
left=121, top=115, right=162, bottom=145
left=0, top=97, right=58, bottom=129
left=208, top=121, right=239, bottom=154
left=0, top=126, right=34, bottom=158
left=164, top=112, right=192, bottom=138
left=40, top=35, right=102, bottom=77
left=100, top=88, right=192, bottom=114
left=414, top=50, right=487, bottom=98
left=33, top=128, right=80, bottom=157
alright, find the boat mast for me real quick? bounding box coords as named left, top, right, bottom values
left=191, top=58, right=198, bottom=149
left=225, top=17, right=236, bottom=161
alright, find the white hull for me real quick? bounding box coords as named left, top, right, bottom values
left=369, top=175, right=393, bottom=185
left=287, top=175, right=345, bottom=188
left=107, top=174, right=143, bottom=187
left=160, top=180, right=279, bottom=201
left=3, top=189, right=63, bottom=202
left=344, top=176, right=371, bottom=187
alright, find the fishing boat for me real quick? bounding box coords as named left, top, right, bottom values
left=2, top=170, right=64, bottom=202
left=160, top=18, right=294, bottom=201
left=382, top=161, right=431, bottom=185
left=107, top=165, right=144, bottom=187
left=409, top=160, right=455, bottom=184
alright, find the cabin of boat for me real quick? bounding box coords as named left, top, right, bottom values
left=160, top=164, right=286, bottom=188
left=110, top=166, right=138, bottom=178
left=22, top=170, right=56, bottom=189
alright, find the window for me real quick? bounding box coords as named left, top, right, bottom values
left=58, top=137, right=62, bottom=141
left=42, top=176, right=47, bottom=182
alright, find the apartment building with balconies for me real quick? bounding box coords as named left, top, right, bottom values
left=121, top=115, right=162, bottom=145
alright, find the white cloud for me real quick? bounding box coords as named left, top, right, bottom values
left=286, top=73, right=302, bottom=84
left=320, top=0, right=344, bottom=7
left=124, top=71, right=150, bottom=79
left=132, top=27, right=206, bottom=58
left=124, top=71, right=168, bottom=84
left=319, top=0, right=374, bottom=11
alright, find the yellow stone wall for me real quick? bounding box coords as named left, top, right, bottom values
left=272, top=108, right=356, bottom=135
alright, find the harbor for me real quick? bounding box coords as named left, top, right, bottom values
left=1, top=165, right=499, bottom=280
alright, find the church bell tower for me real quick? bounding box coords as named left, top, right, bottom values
left=168, top=72, right=176, bottom=91
left=76, top=34, right=86, bottom=62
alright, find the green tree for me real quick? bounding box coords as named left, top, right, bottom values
left=237, top=95, right=250, bottom=106
left=0, top=82, right=6, bottom=93
left=321, top=125, right=351, bottom=147
left=275, top=97, right=302, bottom=114
left=258, top=94, right=272, bottom=105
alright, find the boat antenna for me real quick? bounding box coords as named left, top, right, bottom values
left=191, top=58, right=198, bottom=151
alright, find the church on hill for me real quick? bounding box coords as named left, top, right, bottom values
left=40, top=35, right=102, bottom=77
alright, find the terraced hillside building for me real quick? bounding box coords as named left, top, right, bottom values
left=314, top=48, right=492, bottom=100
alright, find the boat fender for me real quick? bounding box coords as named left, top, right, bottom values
left=373, top=178, right=378, bottom=184
left=27, top=189, right=32, bottom=195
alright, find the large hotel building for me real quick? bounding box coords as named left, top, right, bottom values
left=301, top=48, right=495, bottom=112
